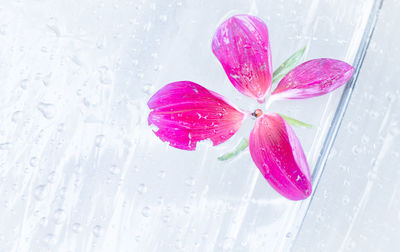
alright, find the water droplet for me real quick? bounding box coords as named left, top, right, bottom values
left=369, top=110, right=380, bottom=119
left=153, top=64, right=162, bottom=71
left=348, top=240, right=356, bottom=249
left=95, top=135, right=105, bottom=147
left=0, top=24, right=7, bottom=35
left=162, top=215, right=170, bottom=223
left=34, top=185, right=47, bottom=200
left=142, top=83, right=154, bottom=95
left=40, top=217, right=48, bottom=226
left=37, top=102, right=56, bottom=119
left=19, top=79, right=29, bottom=89
left=44, top=233, right=56, bottom=245
left=152, top=197, right=162, bottom=206
left=158, top=170, right=166, bottom=179
left=286, top=232, right=292, bottom=238
left=72, top=223, right=82, bottom=233
left=137, top=72, right=144, bottom=79
left=389, top=121, right=400, bottom=136
left=143, top=22, right=152, bottom=32
left=175, top=239, right=183, bottom=249
left=47, top=17, right=60, bottom=36
left=342, top=195, right=350, bottom=205
left=96, top=36, right=106, bottom=49
left=385, top=92, right=396, bottom=102
left=98, top=66, right=112, bottom=84
left=93, top=225, right=103, bottom=237
left=352, top=145, right=362, bottom=155
left=222, top=237, right=234, bottom=250
left=11, top=111, right=23, bottom=123
left=110, top=165, right=121, bottom=175
left=137, top=184, right=147, bottom=194
left=57, top=123, right=65, bottom=132
left=367, top=171, right=377, bottom=181
left=361, top=135, right=370, bottom=144
left=141, top=206, right=150, bottom=217
left=346, top=121, right=358, bottom=134
left=0, top=142, right=11, bottom=150
left=53, top=209, right=66, bottom=224
left=149, top=124, right=159, bottom=132
left=322, top=189, right=328, bottom=199
left=185, top=176, right=195, bottom=186
left=41, top=72, right=52, bottom=86
left=48, top=171, right=56, bottom=183
left=30, top=157, right=38, bottom=167
left=183, top=206, right=190, bottom=214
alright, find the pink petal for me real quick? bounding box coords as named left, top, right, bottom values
left=249, top=113, right=311, bottom=200
left=212, top=14, right=272, bottom=103
left=272, top=58, right=354, bottom=99
left=148, top=81, right=245, bottom=150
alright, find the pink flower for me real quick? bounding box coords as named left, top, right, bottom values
left=147, top=14, right=354, bottom=200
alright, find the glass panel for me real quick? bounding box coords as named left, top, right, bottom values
left=0, top=0, right=379, bottom=251
left=294, top=0, right=400, bottom=251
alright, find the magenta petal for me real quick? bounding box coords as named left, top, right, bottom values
left=212, top=14, right=272, bottom=102
left=249, top=113, right=311, bottom=200
left=148, top=81, right=245, bottom=150
left=272, top=58, right=354, bottom=99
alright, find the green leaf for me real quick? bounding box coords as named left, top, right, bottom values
left=279, top=113, right=313, bottom=129
left=272, top=46, right=306, bottom=84
left=218, top=138, right=249, bottom=161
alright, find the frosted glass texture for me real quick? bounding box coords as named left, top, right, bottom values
left=294, top=0, right=400, bottom=251
left=0, top=0, right=380, bottom=251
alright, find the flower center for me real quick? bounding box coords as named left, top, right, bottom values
left=251, top=108, right=263, bottom=118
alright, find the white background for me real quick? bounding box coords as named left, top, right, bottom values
left=0, top=0, right=398, bottom=251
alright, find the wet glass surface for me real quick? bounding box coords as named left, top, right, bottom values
left=1, top=0, right=396, bottom=251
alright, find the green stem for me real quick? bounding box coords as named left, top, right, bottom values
left=218, top=138, right=249, bottom=161
left=272, top=46, right=306, bottom=84
left=279, top=113, right=313, bottom=128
